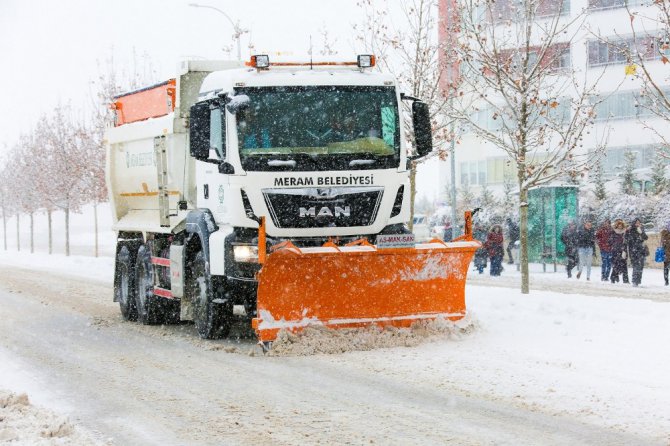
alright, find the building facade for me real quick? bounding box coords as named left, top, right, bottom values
left=437, top=0, right=670, bottom=198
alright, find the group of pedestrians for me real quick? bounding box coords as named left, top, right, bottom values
left=561, top=218, right=663, bottom=287
left=471, top=215, right=669, bottom=286
left=473, top=218, right=519, bottom=277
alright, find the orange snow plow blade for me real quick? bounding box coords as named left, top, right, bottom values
left=252, top=216, right=480, bottom=343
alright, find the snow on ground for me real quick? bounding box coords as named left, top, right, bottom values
left=1, top=247, right=669, bottom=441
left=0, top=346, right=107, bottom=444
left=422, top=285, right=669, bottom=437
left=0, top=250, right=113, bottom=284
left=0, top=389, right=106, bottom=445
left=0, top=202, right=669, bottom=442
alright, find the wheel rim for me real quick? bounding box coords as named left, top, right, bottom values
left=193, top=257, right=209, bottom=329
left=119, top=265, right=129, bottom=307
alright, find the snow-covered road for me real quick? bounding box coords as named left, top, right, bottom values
left=0, top=260, right=668, bottom=445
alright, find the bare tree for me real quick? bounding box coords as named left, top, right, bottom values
left=88, top=66, right=118, bottom=258
left=34, top=104, right=90, bottom=257
left=355, top=0, right=454, bottom=228
left=611, top=1, right=670, bottom=158
left=3, top=152, right=25, bottom=252
left=0, top=158, right=12, bottom=251
left=80, top=124, right=106, bottom=258
left=85, top=53, right=158, bottom=256
left=11, top=136, right=44, bottom=254
left=450, top=0, right=607, bottom=293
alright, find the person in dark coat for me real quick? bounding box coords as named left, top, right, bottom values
left=626, top=218, right=649, bottom=287
left=485, top=225, right=505, bottom=276
left=609, top=219, right=629, bottom=284
left=575, top=220, right=596, bottom=280
left=473, top=224, right=488, bottom=274
left=595, top=219, right=614, bottom=281
left=560, top=221, right=578, bottom=278
left=505, top=217, right=519, bottom=264
left=661, top=222, right=670, bottom=286
left=443, top=221, right=453, bottom=242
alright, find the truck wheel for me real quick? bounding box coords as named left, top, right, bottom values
left=190, top=251, right=232, bottom=339
left=161, top=300, right=181, bottom=325
left=135, top=244, right=163, bottom=325
left=114, top=245, right=138, bottom=321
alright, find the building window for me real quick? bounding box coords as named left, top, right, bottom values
left=472, top=95, right=572, bottom=132
left=593, top=89, right=663, bottom=121
left=485, top=158, right=516, bottom=184
left=588, top=0, right=644, bottom=11
left=587, top=36, right=657, bottom=67
left=500, top=44, right=571, bottom=73
left=490, top=0, right=570, bottom=21
left=460, top=160, right=488, bottom=185
left=599, top=145, right=658, bottom=175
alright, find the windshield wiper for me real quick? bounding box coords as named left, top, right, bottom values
left=349, top=159, right=376, bottom=167
left=267, top=159, right=297, bottom=168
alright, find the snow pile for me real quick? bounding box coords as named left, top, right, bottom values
left=269, top=315, right=478, bottom=356
left=0, top=390, right=104, bottom=445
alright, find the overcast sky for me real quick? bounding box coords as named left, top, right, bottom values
left=0, top=0, right=441, bottom=201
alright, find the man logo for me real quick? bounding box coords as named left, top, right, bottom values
left=300, top=206, right=351, bottom=218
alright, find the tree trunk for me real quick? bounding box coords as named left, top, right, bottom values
left=47, top=209, right=52, bottom=255
left=408, top=160, right=417, bottom=231
left=30, top=212, right=34, bottom=254
left=65, top=206, right=70, bottom=257
left=519, top=186, right=530, bottom=294
left=16, top=214, right=20, bottom=252
left=2, top=209, right=6, bottom=251
left=94, top=201, right=99, bottom=258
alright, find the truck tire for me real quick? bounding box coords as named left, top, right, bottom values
left=135, top=244, right=163, bottom=325
left=161, top=299, right=181, bottom=325
left=189, top=250, right=232, bottom=339
left=114, top=245, right=138, bottom=321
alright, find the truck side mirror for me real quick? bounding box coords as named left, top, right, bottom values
left=412, top=101, right=432, bottom=158
left=225, top=94, right=250, bottom=114
left=190, top=102, right=211, bottom=161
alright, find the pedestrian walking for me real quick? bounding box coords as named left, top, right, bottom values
left=595, top=219, right=614, bottom=281
left=473, top=224, right=488, bottom=274
left=561, top=221, right=578, bottom=278
left=443, top=219, right=453, bottom=242
left=485, top=225, right=505, bottom=276
left=626, top=218, right=649, bottom=287
left=661, top=222, right=670, bottom=286
left=505, top=217, right=519, bottom=265
left=575, top=220, right=596, bottom=280
left=609, top=219, right=629, bottom=284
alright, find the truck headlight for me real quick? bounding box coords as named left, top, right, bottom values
left=233, top=245, right=259, bottom=263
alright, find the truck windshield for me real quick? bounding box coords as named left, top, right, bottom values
left=235, top=85, right=400, bottom=171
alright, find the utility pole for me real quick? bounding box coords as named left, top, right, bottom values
left=449, top=107, right=458, bottom=238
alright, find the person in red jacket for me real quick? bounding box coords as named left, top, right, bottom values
left=485, top=225, right=505, bottom=276
left=595, top=219, right=614, bottom=281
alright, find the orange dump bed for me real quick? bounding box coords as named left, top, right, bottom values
left=112, top=79, right=176, bottom=126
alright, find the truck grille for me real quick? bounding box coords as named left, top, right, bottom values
left=262, top=187, right=383, bottom=229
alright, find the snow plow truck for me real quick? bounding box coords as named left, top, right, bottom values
left=106, top=55, right=480, bottom=346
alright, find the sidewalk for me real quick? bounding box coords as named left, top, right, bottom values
left=467, top=261, right=669, bottom=302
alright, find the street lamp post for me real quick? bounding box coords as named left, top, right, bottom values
left=449, top=110, right=458, bottom=238
left=189, top=3, right=244, bottom=61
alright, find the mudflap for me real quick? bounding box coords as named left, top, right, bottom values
left=251, top=240, right=480, bottom=342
